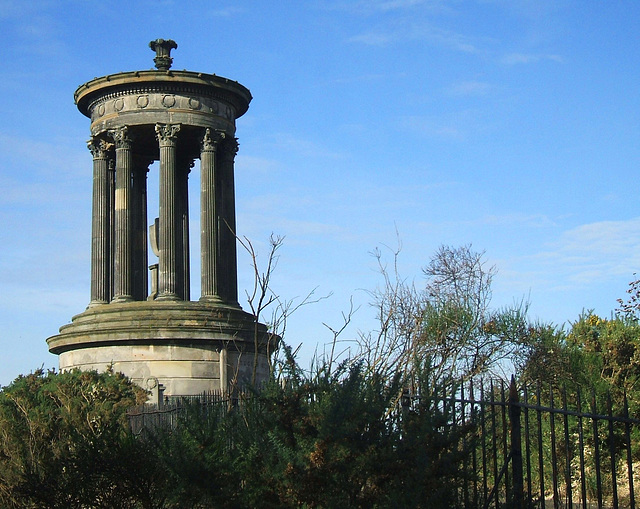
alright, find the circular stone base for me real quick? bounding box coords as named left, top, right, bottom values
left=47, top=301, right=274, bottom=397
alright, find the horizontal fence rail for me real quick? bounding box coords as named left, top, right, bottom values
left=127, top=391, right=244, bottom=435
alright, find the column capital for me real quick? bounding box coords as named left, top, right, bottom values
left=200, top=128, right=225, bottom=151
left=155, top=123, right=181, bottom=147
left=219, top=135, right=239, bottom=160
left=109, top=125, right=133, bottom=149
left=87, top=137, right=113, bottom=159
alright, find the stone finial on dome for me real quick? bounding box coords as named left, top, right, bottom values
left=149, top=39, right=178, bottom=70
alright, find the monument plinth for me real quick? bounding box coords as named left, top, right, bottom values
left=47, top=40, right=272, bottom=398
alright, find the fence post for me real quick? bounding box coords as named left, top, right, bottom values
left=509, top=376, right=524, bottom=508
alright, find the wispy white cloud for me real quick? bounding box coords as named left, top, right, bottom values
left=519, top=218, right=640, bottom=288
left=426, top=25, right=485, bottom=54
left=349, top=31, right=395, bottom=47
left=0, top=0, right=53, bottom=19
left=501, top=53, right=563, bottom=65
left=447, top=80, right=493, bottom=97
left=348, top=22, right=484, bottom=53
left=1, top=1, right=67, bottom=59
left=398, top=113, right=471, bottom=140
left=268, top=133, right=346, bottom=160
left=476, top=213, right=557, bottom=229
left=0, top=133, right=85, bottom=173
left=325, top=0, right=452, bottom=15
left=239, top=211, right=347, bottom=247
left=332, top=73, right=391, bottom=85
left=372, top=0, right=430, bottom=11
left=558, top=219, right=640, bottom=260
left=235, top=154, right=281, bottom=175
left=205, top=6, right=245, bottom=17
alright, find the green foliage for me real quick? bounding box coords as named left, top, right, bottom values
left=235, top=361, right=404, bottom=507
left=519, top=324, right=589, bottom=390
left=145, top=350, right=474, bottom=508
left=0, top=368, right=150, bottom=509
left=521, top=313, right=640, bottom=408
left=0, top=350, right=472, bottom=508
left=568, top=314, right=640, bottom=396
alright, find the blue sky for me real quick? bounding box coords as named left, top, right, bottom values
left=1, top=1, right=639, bottom=386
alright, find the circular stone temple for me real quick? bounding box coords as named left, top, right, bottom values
left=47, top=40, right=272, bottom=399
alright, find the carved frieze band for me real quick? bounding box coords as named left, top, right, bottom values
left=90, top=91, right=233, bottom=121
left=136, top=95, right=149, bottom=108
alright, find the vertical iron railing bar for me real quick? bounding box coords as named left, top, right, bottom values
left=482, top=451, right=513, bottom=509
left=491, top=380, right=499, bottom=509
left=549, top=387, right=560, bottom=509
left=501, top=380, right=510, bottom=504
left=470, top=381, right=479, bottom=508
left=461, top=383, right=469, bottom=508
left=404, top=382, right=640, bottom=509
left=624, top=391, right=635, bottom=509
left=536, top=382, right=545, bottom=509
left=509, top=377, right=524, bottom=508
left=523, top=385, right=533, bottom=506
left=449, top=382, right=460, bottom=507
left=562, top=386, right=573, bottom=507
left=608, top=393, right=619, bottom=509
left=481, top=383, right=489, bottom=506
left=592, top=390, right=603, bottom=509
left=577, top=388, right=588, bottom=509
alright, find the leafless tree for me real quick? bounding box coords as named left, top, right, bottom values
left=356, top=243, right=530, bottom=388
left=237, top=233, right=332, bottom=385
left=617, top=274, right=640, bottom=321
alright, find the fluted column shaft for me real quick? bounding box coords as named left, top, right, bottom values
left=179, top=159, right=192, bottom=301
left=156, top=123, right=182, bottom=300
left=217, top=135, right=239, bottom=305
left=132, top=158, right=150, bottom=301
left=110, top=126, right=134, bottom=302
left=88, top=137, right=113, bottom=305
left=200, top=128, right=222, bottom=301
left=108, top=159, right=116, bottom=299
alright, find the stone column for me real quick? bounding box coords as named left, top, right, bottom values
left=200, top=128, right=222, bottom=302
left=155, top=123, right=181, bottom=300
left=217, top=135, right=239, bottom=305
left=88, top=137, right=113, bottom=306
left=110, top=126, right=134, bottom=302
left=132, top=157, right=150, bottom=301
left=108, top=158, right=116, bottom=300
left=178, top=158, right=193, bottom=301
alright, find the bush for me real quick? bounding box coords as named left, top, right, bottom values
left=0, top=368, right=150, bottom=509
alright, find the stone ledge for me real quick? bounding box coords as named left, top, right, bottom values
left=47, top=301, right=274, bottom=355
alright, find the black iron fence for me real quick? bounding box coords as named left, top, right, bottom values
left=127, top=381, right=639, bottom=508
left=420, top=378, right=640, bottom=509
left=127, top=391, right=239, bottom=435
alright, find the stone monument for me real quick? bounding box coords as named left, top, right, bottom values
left=47, top=40, right=272, bottom=399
